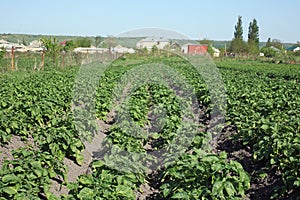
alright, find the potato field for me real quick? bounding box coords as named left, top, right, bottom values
left=0, top=53, right=299, bottom=200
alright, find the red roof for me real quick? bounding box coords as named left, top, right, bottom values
left=187, top=45, right=208, bottom=54
left=60, top=41, right=67, bottom=46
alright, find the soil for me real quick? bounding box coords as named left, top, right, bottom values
left=0, top=135, right=35, bottom=168
left=0, top=135, right=93, bottom=197
left=212, top=125, right=300, bottom=200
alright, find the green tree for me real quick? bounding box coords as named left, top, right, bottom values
left=75, top=37, right=92, bottom=47
left=266, top=38, right=272, bottom=47
left=40, top=37, right=61, bottom=65
left=199, top=38, right=212, bottom=45
left=0, top=47, right=6, bottom=67
left=0, top=47, right=6, bottom=58
left=102, top=36, right=116, bottom=48
left=261, top=47, right=277, bottom=58
left=151, top=45, right=158, bottom=55
left=95, top=36, right=103, bottom=47
left=271, top=39, right=283, bottom=50
left=64, top=40, right=76, bottom=52
left=137, top=47, right=148, bottom=55
left=247, top=19, right=259, bottom=54
left=22, top=37, right=27, bottom=46
left=230, top=16, right=246, bottom=53
left=234, top=16, right=243, bottom=40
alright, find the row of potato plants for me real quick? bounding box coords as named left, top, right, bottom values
left=219, top=61, right=300, bottom=198
left=0, top=67, right=86, bottom=199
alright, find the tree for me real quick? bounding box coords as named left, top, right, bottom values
left=247, top=19, right=259, bottom=54
left=266, top=38, right=272, bottom=47
left=95, top=36, right=103, bottom=47
left=230, top=16, right=246, bottom=53
left=75, top=37, right=92, bottom=47
left=0, top=47, right=6, bottom=59
left=102, top=36, right=116, bottom=48
left=261, top=47, right=277, bottom=58
left=40, top=37, right=61, bottom=65
left=234, top=16, right=243, bottom=40
left=270, top=39, right=283, bottom=50
left=22, top=38, right=27, bottom=46
left=248, top=19, right=259, bottom=43
left=265, top=38, right=283, bottom=50
left=151, top=45, right=158, bottom=55
left=199, top=38, right=212, bottom=45
left=63, top=40, right=76, bottom=52
left=230, top=39, right=247, bottom=53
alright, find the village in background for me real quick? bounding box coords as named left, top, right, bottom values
left=0, top=29, right=300, bottom=72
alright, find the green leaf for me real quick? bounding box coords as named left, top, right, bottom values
left=33, top=169, right=43, bottom=178
left=162, top=186, right=171, bottom=197
left=2, top=186, right=18, bottom=195
left=78, top=175, right=93, bottom=185
left=2, top=174, right=19, bottom=184
left=76, top=153, right=84, bottom=166
left=2, top=101, right=7, bottom=107
left=212, top=180, right=224, bottom=195
left=261, top=124, right=269, bottom=130
left=78, top=187, right=94, bottom=199
left=211, top=163, right=223, bottom=171
left=171, top=191, right=187, bottom=199
left=5, top=127, right=11, bottom=134
left=201, top=155, right=219, bottom=163
left=92, top=160, right=105, bottom=169
left=151, top=132, right=160, bottom=139
left=224, top=181, right=236, bottom=196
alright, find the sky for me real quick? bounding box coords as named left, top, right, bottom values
left=0, top=0, right=299, bottom=43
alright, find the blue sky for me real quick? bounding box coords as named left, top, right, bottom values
left=1, top=0, right=299, bottom=43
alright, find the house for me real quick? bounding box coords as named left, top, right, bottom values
left=27, top=40, right=44, bottom=52
left=136, top=37, right=170, bottom=50
left=182, top=44, right=208, bottom=55
left=113, top=45, right=135, bottom=54
left=287, top=46, right=300, bottom=52
left=59, top=41, right=67, bottom=46
left=212, top=46, right=220, bottom=57
left=269, top=46, right=280, bottom=52
left=29, top=40, right=42, bottom=48
left=0, top=39, right=10, bottom=48
left=73, top=47, right=108, bottom=54
left=1, top=42, right=27, bottom=52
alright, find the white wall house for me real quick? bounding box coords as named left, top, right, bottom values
left=292, top=46, right=300, bottom=52
left=136, top=37, right=170, bottom=50
left=0, top=39, right=27, bottom=52
left=113, top=45, right=135, bottom=54
left=212, top=46, right=220, bottom=57
left=73, top=47, right=109, bottom=54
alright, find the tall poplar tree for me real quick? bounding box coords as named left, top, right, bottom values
left=248, top=18, right=259, bottom=54
left=234, top=16, right=243, bottom=40
left=230, top=16, right=246, bottom=53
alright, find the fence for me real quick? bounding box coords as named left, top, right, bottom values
left=0, top=50, right=124, bottom=73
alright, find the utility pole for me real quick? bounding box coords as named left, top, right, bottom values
left=41, top=49, right=45, bottom=70
left=11, top=46, right=15, bottom=71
